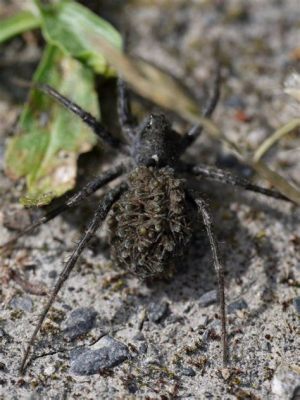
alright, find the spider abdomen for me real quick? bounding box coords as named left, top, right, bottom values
left=108, top=166, right=192, bottom=278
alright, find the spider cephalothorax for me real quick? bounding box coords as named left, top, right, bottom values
left=108, top=165, right=192, bottom=278
left=1, top=74, right=291, bottom=374
left=132, top=113, right=183, bottom=167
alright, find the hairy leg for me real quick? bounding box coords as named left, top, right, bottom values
left=1, top=164, right=127, bottom=253
left=181, top=65, right=221, bottom=150
left=20, top=182, right=128, bottom=374
left=189, top=193, right=228, bottom=365
left=184, top=163, right=291, bottom=202
left=117, top=78, right=136, bottom=141
left=36, top=84, right=125, bottom=150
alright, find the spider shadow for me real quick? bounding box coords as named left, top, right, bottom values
left=110, top=179, right=290, bottom=329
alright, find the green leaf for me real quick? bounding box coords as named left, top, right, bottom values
left=5, top=45, right=98, bottom=205
left=0, top=10, right=41, bottom=43
left=36, top=0, right=122, bottom=75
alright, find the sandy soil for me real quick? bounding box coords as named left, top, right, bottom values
left=0, top=1, right=300, bottom=399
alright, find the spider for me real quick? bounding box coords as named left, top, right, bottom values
left=1, top=70, right=290, bottom=375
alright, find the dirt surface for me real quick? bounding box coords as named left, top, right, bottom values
left=0, top=1, right=300, bottom=399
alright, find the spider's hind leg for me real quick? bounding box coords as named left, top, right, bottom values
left=1, top=164, right=126, bottom=254
left=19, top=182, right=128, bottom=374
left=187, top=191, right=228, bottom=365
left=187, top=163, right=291, bottom=202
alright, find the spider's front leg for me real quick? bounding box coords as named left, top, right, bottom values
left=0, top=163, right=128, bottom=253
left=36, top=84, right=126, bottom=150
left=117, top=78, right=137, bottom=141
left=187, top=191, right=228, bottom=365
left=181, top=64, right=221, bottom=150
left=20, top=182, right=128, bottom=375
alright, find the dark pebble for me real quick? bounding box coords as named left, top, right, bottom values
left=227, top=298, right=248, bottom=314
left=225, top=95, right=246, bottom=109
left=148, top=301, right=169, bottom=323
left=293, top=297, right=300, bottom=314
left=127, top=381, right=138, bottom=394
left=48, top=270, right=57, bottom=279
left=0, top=328, right=12, bottom=343
left=138, top=342, right=148, bottom=355
left=70, top=336, right=129, bottom=375
left=10, top=296, right=33, bottom=312
left=132, top=332, right=145, bottom=341
left=262, top=341, right=272, bottom=353
left=63, top=307, right=97, bottom=340
left=179, top=367, right=196, bottom=377
left=199, top=290, right=218, bottom=307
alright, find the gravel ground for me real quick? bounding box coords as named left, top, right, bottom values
left=0, top=1, right=300, bottom=399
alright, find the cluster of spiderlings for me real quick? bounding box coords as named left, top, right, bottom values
left=108, top=166, right=192, bottom=278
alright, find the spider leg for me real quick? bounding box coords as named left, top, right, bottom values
left=36, top=84, right=125, bottom=150
left=188, top=192, right=228, bottom=365
left=185, top=163, right=291, bottom=202
left=1, top=164, right=127, bottom=253
left=181, top=64, right=221, bottom=150
left=117, top=78, right=137, bottom=141
left=19, top=182, right=128, bottom=374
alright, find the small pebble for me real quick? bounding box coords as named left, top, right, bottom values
left=293, top=297, right=300, bottom=314
left=138, top=342, right=148, bottom=355
left=48, top=270, right=57, bottom=279
left=70, top=336, right=129, bottom=375
left=44, top=365, right=56, bottom=376
left=63, top=307, right=97, bottom=340
left=225, top=95, right=246, bottom=109
left=10, top=296, right=33, bottom=313
left=148, top=301, right=169, bottom=323
left=199, top=290, right=217, bottom=307
left=179, top=367, right=196, bottom=377
left=262, top=341, right=272, bottom=353
left=221, top=368, right=231, bottom=380
left=227, top=298, right=248, bottom=314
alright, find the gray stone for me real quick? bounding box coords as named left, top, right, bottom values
left=293, top=297, right=300, bottom=314
left=148, top=301, right=169, bottom=323
left=10, top=296, right=32, bottom=312
left=63, top=307, right=97, bottom=340
left=69, top=336, right=129, bottom=375
left=271, top=365, right=300, bottom=398
left=227, top=298, right=248, bottom=314
left=179, top=367, right=196, bottom=377
left=199, top=290, right=218, bottom=307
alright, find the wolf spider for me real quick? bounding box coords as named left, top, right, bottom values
left=1, top=71, right=290, bottom=375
